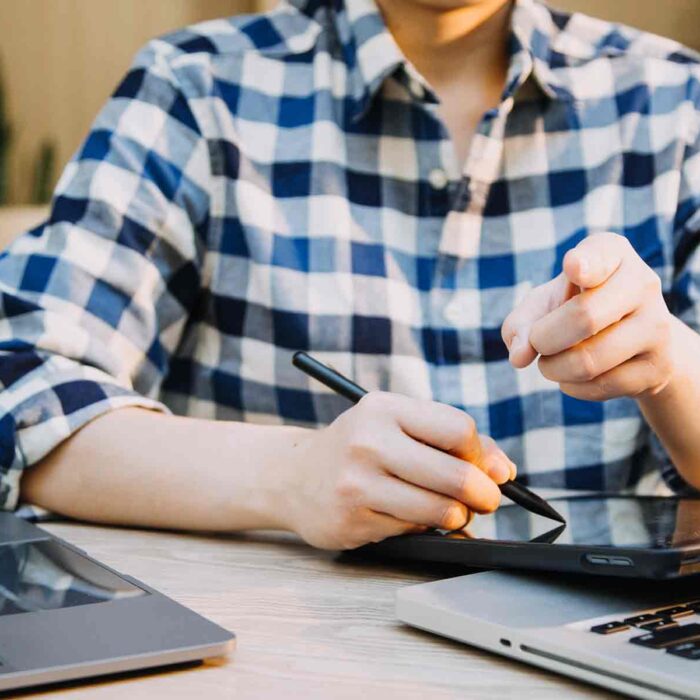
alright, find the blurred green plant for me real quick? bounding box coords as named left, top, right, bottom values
left=0, top=59, right=12, bottom=206
left=31, top=140, right=56, bottom=205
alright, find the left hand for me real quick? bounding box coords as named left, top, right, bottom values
left=501, top=232, right=677, bottom=402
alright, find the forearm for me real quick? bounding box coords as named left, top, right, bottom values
left=637, top=317, right=700, bottom=490
left=20, top=408, right=310, bottom=532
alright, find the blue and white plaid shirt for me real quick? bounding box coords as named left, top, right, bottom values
left=1, top=0, right=700, bottom=510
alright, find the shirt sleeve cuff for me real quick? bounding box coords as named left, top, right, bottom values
left=0, top=359, right=169, bottom=511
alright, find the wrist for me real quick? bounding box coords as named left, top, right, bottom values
left=220, top=422, right=313, bottom=532
left=637, top=316, right=693, bottom=411
left=261, top=425, right=316, bottom=532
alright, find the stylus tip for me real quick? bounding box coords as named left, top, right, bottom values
left=544, top=504, right=566, bottom=523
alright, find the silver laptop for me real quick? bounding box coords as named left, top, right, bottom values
left=397, top=569, right=700, bottom=699
left=0, top=513, right=234, bottom=692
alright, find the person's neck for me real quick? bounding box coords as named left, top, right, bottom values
left=374, top=0, right=512, bottom=91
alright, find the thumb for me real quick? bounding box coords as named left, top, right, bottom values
left=502, top=273, right=576, bottom=368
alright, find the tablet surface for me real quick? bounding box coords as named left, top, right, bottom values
left=355, top=496, right=700, bottom=579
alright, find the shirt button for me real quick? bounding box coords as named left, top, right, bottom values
left=428, top=168, right=448, bottom=190
left=444, top=301, right=462, bottom=325
left=409, top=77, right=425, bottom=99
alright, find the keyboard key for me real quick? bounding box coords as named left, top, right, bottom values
left=655, top=606, right=693, bottom=619
left=590, top=621, right=630, bottom=635
left=623, top=613, right=662, bottom=627
left=686, top=600, right=700, bottom=613
left=640, top=618, right=678, bottom=632
left=630, top=623, right=700, bottom=649
left=667, top=641, right=700, bottom=660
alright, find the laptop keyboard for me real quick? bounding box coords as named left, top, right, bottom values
left=590, top=600, right=700, bottom=659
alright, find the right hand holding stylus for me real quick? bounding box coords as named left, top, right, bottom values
left=278, top=392, right=515, bottom=550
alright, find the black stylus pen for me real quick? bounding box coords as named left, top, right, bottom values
left=292, top=351, right=566, bottom=524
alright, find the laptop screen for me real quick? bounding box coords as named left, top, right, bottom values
left=450, top=496, right=700, bottom=549
left=0, top=539, right=147, bottom=616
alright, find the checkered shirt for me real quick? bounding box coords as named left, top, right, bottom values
left=1, top=0, right=700, bottom=511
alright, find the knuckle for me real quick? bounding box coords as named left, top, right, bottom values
left=344, top=427, right=382, bottom=465
left=458, top=412, right=477, bottom=444
left=348, top=440, right=381, bottom=466
left=645, top=272, right=663, bottom=296
left=537, top=355, right=553, bottom=380
left=655, top=313, right=672, bottom=343
left=454, top=464, right=471, bottom=500
left=591, top=375, right=614, bottom=400
left=641, top=353, right=668, bottom=394
left=336, top=472, right=367, bottom=505
left=438, top=501, right=466, bottom=530
left=575, top=345, right=598, bottom=381
left=529, top=328, right=544, bottom=356
left=501, top=317, right=514, bottom=343
left=574, top=297, right=598, bottom=336
left=440, top=407, right=477, bottom=454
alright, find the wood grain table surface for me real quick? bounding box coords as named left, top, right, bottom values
left=15, top=521, right=615, bottom=700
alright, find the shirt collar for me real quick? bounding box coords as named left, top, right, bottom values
left=509, top=0, right=574, bottom=102
left=286, top=0, right=573, bottom=120
left=333, top=0, right=412, bottom=120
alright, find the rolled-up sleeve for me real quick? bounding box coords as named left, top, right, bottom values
left=0, top=38, right=211, bottom=509
left=653, top=83, right=700, bottom=494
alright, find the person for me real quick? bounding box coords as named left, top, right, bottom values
left=1, top=0, right=699, bottom=550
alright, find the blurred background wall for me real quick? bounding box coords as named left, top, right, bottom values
left=553, top=0, right=700, bottom=51
left=0, top=0, right=698, bottom=207
left=0, top=0, right=273, bottom=206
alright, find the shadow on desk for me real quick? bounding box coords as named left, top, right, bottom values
left=338, top=549, right=480, bottom=580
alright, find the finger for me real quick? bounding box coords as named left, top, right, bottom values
left=563, top=232, right=631, bottom=289
left=537, top=309, right=658, bottom=384
left=501, top=273, right=575, bottom=368
left=366, top=475, right=485, bottom=530
left=362, top=393, right=513, bottom=481
left=375, top=512, right=474, bottom=536
left=384, top=434, right=504, bottom=510
left=529, top=257, right=649, bottom=356
left=357, top=511, right=429, bottom=545
left=479, top=434, right=517, bottom=480
left=559, top=354, right=659, bottom=401
left=385, top=394, right=485, bottom=464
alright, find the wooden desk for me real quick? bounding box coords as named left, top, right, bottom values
left=22, top=522, right=614, bottom=699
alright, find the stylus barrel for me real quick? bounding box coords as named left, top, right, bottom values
left=500, top=481, right=565, bottom=523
